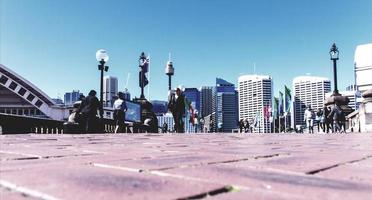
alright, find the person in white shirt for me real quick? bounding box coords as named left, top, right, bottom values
left=304, top=106, right=314, bottom=133
left=113, top=92, right=128, bottom=133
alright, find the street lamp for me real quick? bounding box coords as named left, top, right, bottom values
left=329, top=43, right=339, bottom=95
left=165, top=53, right=174, bottom=91
left=96, top=49, right=109, bottom=119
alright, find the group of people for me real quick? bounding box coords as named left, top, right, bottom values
left=238, top=118, right=253, bottom=133
left=67, top=90, right=127, bottom=133
left=303, top=104, right=346, bottom=133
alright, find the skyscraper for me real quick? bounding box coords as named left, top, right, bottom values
left=103, top=76, right=118, bottom=107
left=354, top=43, right=372, bottom=92
left=200, top=86, right=213, bottom=118
left=238, top=75, right=273, bottom=133
left=214, top=78, right=238, bottom=132
left=64, top=90, right=82, bottom=106
left=292, top=76, right=331, bottom=127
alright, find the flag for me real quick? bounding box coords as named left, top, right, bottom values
left=273, top=97, right=279, bottom=119
left=279, top=91, right=284, bottom=116
left=284, top=85, right=291, bottom=113
left=264, top=103, right=270, bottom=119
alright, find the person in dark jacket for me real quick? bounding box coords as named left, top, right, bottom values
left=80, top=90, right=100, bottom=133
left=170, top=87, right=185, bottom=133
left=328, top=104, right=342, bottom=133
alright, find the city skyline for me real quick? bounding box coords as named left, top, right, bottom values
left=1, top=1, right=371, bottom=101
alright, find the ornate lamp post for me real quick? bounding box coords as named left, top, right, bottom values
left=96, top=49, right=109, bottom=119
left=330, top=43, right=339, bottom=95
left=325, top=43, right=350, bottom=109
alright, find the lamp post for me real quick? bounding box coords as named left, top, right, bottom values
left=330, top=43, right=339, bottom=95
left=165, top=54, right=174, bottom=91
left=139, top=52, right=148, bottom=99
left=96, top=49, right=109, bottom=119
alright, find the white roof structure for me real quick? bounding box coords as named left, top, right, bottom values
left=238, top=74, right=271, bottom=82
left=293, top=76, right=330, bottom=84
left=355, top=43, right=372, bottom=69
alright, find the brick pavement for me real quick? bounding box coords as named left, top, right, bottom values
left=1, top=133, right=372, bottom=200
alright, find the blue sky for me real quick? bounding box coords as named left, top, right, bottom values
left=1, top=0, right=371, bottom=101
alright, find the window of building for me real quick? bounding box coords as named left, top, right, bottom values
left=35, top=100, right=43, bottom=108
left=24, top=109, right=29, bottom=115
left=30, top=109, right=35, bottom=115
left=0, top=75, right=8, bottom=84
left=18, top=87, right=27, bottom=96
left=18, top=109, right=23, bottom=115
left=0, top=109, right=4, bottom=113
left=9, top=81, right=18, bottom=90
left=27, top=94, right=35, bottom=102
left=12, top=109, right=17, bottom=115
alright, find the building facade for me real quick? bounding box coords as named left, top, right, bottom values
left=200, top=86, right=213, bottom=118
left=157, top=113, right=174, bottom=132
left=354, top=43, right=372, bottom=92
left=103, top=76, right=118, bottom=107
left=151, top=100, right=168, bottom=116
left=238, top=75, right=273, bottom=133
left=292, top=76, right=331, bottom=127
left=64, top=90, right=82, bottom=106
left=214, top=78, right=238, bottom=132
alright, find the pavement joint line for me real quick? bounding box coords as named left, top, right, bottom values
left=176, top=185, right=235, bottom=200
left=92, top=163, right=141, bottom=173
left=0, top=179, right=60, bottom=200
left=306, top=154, right=372, bottom=175
left=0, top=150, right=43, bottom=159
left=152, top=153, right=285, bottom=171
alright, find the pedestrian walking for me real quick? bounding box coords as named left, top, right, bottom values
left=244, top=118, right=250, bottom=133
left=113, top=92, right=127, bottom=133
left=169, top=87, right=186, bottom=133
left=315, top=108, right=323, bottom=132
left=79, top=90, right=100, bottom=133
left=238, top=119, right=244, bottom=133
left=323, top=106, right=332, bottom=133
left=162, top=122, right=168, bottom=133
left=328, top=104, right=343, bottom=133
left=304, top=106, right=314, bottom=133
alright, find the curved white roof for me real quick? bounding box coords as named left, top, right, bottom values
left=355, top=43, right=372, bottom=68
left=238, top=74, right=271, bottom=82
left=0, top=64, right=55, bottom=106
left=293, top=76, right=330, bottom=84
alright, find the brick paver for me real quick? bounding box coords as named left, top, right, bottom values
left=1, top=133, right=372, bottom=199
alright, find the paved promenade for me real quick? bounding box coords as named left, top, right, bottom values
left=1, top=133, right=372, bottom=200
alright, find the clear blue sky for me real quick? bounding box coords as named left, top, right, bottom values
left=1, top=0, right=371, bottom=101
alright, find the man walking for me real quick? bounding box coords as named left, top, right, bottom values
left=80, top=90, right=100, bottom=133
left=113, top=92, right=127, bottom=133
left=170, top=87, right=186, bottom=133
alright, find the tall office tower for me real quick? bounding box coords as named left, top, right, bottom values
left=292, top=76, right=331, bottom=127
left=64, top=90, right=82, bottom=106
left=123, top=88, right=131, bottom=101
left=238, top=75, right=273, bottom=133
left=200, top=86, right=213, bottom=118
left=183, top=88, right=200, bottom=133
left=103, top=76, right=118, bottom=107
left=354, top=43, right=372, bottom=92
left=214, top=78, right=238, bottom=132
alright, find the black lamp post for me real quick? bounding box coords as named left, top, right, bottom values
left=165, top=54, right=174, bottom=91
left=330, top=43, right=339, bottom=95
left=96, top=49, right=109, bottom=119
left=139, top=52, right=148, bottom=99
